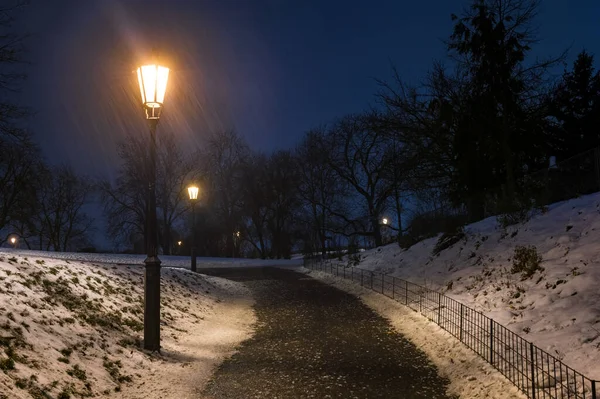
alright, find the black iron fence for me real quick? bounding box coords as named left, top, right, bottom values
left=304, top=258, right=599, bottom=399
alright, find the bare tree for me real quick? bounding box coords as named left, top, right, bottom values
left=201, top=130, right=249, bottom=257
left=327, top=113, right=395, bottom=247
left=156, top=132, right=198, bottom=255
left=37, top=165, right=94, bottom=251
left=296, top=127, right=347, bottom=256
left=0, top=0, right=40, bottom=243
left=99, top=135, right=148, bottom=251
left=263, top=150, right=301, bottom=259
left=240, top=153, right=270, bottom=258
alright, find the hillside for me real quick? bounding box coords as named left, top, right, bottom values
left=0, top=253, right=254, bottom=399
left=349, top=192, right=600, bottom=380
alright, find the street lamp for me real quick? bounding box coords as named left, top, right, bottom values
left=9, top=236, right=17, bottom=249
left=137, top=61, right=170, bottom=351
left=188, top=185, right=199, bottom=272
left=382, top=218, right=389, bottom=225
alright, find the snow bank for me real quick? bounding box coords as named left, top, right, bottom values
left=0, top=253, right=255, bottom=399
left=303, top=269, right=526, bottom=399
left=0, top=249, right=301, bottom=269
left=344, top=192, right=600, bottom=381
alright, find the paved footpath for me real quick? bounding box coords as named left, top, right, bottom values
left=201, top=267, right=452, bottom=399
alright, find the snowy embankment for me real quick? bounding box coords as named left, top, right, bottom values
left=0, top=249, right=302, bottom=269
left=0, top=253, right=255, bottom=399
left=304, top=269, right=526, bottom=399
left=345, top=192, right=600, bottom=381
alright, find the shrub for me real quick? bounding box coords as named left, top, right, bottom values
left=432, top=227, right=465, bottom=256
left=497, top=197, right=534, bottom=228
left=511, top=245, right=543, bottom=279
left=397, top=234, right=416, bottom=250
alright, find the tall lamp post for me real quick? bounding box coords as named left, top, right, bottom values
left=137, top=62, right=170, bottom=351
left=187, top=185, right=199, bottom=272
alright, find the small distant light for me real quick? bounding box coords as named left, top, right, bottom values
left=10, top=237, right=16, bottom=244
left=177, top=241, right=182, bottom=246
left=382, top=218, right=388, bottom=225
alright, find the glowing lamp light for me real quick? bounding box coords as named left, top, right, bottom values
left=382, top=218, right=389, bottom=225
left=235, top=231, right=240, bottom=238
left=136, top=64, right=170, bottom=119
left=10, top=237, right=16, bottom=244
left=188, top=185, right=199, bottom=201
left=177, top=241, right=182, bottom=246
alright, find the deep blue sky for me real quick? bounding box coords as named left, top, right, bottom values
left=18, top=0, right=600, bottom=178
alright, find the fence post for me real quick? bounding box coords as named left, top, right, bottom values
left=459, top=304, right=464, bottom=342
left=530, top=343, right=536, bottom=399
left=592, top=380, right=597, bottom=399
left=595, top=147, right=600, bottom=190
left=490, top=319, right=494, bottom=365
left=438, top=293, right=442, bottom=326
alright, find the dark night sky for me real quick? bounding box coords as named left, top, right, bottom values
left=18, top=0, right=600, bottom=179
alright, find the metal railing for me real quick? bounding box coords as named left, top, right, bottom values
left=304, top=258, right=599, bottom=399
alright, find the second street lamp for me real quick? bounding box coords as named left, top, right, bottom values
left=188, top=185, right=199, bottom=272
left=137, top=61, right=170, bottom=351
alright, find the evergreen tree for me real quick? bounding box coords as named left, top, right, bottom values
left=549, top=51, right=600, bottom=160
left=447, top=0, right=554, bottom=216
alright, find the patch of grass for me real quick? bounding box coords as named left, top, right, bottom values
left=66, top=364, right=87, bottom=381
left=0, top=357, right=14, bottom=371
left=15, top=378, right=28, bottom=389
left=511, top=245, right=543, bottom=279
left=103, top=358, right=132, bottom=384
left=432, top=228, right=465, bottom=256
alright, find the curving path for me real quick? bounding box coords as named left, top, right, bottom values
left=200, top=267, right=452, bottom=399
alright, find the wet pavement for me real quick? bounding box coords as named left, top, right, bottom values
left=201, top=267, right=452, bottom=399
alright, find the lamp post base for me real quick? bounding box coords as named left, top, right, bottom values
left=143, top=256, right=161, bottom=351
left=191, top=248, right=197, bottom=272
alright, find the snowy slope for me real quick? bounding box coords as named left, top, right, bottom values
left=349, top=192, right=600, bottom=381
left=0, top=249, right=301, bottom=269
left=0, top=253, right=255, bottom=399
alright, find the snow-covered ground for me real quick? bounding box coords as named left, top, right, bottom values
left=304, top=269, right=527, bottom=399
left=0, top=252, right=256, bottom=399
left=0, top=249, right=301, bottom=269
left=337, top=192, right=600, bottom=382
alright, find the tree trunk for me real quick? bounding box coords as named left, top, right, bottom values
left=371, top=216, right=382, bottom=247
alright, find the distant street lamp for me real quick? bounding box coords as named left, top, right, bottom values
left=382, top=218, right=389, bottom=225
left=136, top=61, right=170, bottom=351
left=9, top=236, right=17, bottom=249
left=188, top=185, right=199, bottom=272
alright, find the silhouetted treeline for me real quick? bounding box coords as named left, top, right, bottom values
left=3, top=0, right=600, bottom=257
